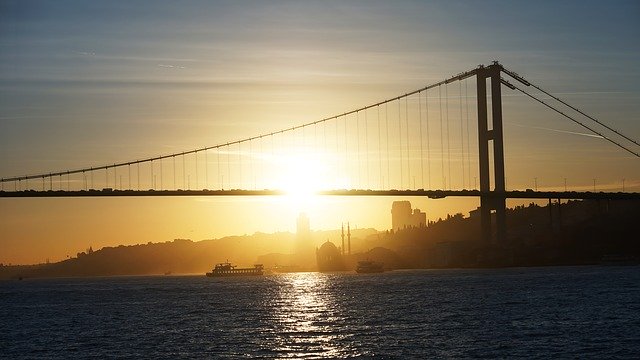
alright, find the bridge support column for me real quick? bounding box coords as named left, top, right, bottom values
left=476, top=63, right=506, bottom=245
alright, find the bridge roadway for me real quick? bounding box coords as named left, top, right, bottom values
left=1, top=189, right=639, bottom=200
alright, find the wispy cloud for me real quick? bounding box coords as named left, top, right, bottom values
left=70, top=51, right=196, bottom=63
left=157, top=64, right=186, bottom=69
left=508, top=123, right=603, bottom=138
left=74, top=50, right=96, bottom=57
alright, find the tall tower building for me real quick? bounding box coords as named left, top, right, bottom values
left=296, top=213, right=313, bottom=267
left=391, top=201, right=412, bottom=231
left=391, top=201, right=426, bottom=231
left=297, top=212, right=310, bottom=238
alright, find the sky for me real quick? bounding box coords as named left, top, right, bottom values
left=1, top=0, right=639, bottom=264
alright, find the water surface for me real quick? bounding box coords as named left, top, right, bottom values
left=1, top=266, right=639, bottom=358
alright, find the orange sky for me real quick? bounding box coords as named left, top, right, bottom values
left=1, top=195, right=489, bottom=264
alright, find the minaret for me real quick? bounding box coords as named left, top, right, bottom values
left=341, top=223, right=345, bottom=255
left=347, top=222, right=351, bottom=255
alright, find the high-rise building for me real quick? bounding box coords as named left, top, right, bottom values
left=295, top=213, right=314, bottom=266
left=391, top=201, right=426, bottom=231
left=297, top=212, right=310, bottom=237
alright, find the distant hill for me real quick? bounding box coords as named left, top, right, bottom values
left=0, top=228, right=377, bottom=280
left=2, top=199, right=638, bottom=280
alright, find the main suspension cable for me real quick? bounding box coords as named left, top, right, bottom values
left=506, top=79, right=639, bottom=158
left=502, top=66, right=640, bottom=148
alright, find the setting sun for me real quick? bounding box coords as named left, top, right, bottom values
left=271, top=149, right=347, bottom=200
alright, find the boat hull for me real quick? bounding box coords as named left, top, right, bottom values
left=206, top=263, right=265, bottom=277
left=356, top=268, right=384, bottom=274
left=356, top=261, right=384, bottom=273
left=206, top=270, right=263, bottom=277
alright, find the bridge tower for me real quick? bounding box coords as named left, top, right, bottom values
left=476, top=62, right=506, bottom=244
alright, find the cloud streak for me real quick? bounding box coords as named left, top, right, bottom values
left=70, top=51, right=197, bottom=63
left=508, top=123, right=603, bottom=139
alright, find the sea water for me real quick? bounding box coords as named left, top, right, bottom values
left=1, top=266, right=639, bottom=359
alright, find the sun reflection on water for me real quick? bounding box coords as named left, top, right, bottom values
left=265, top=272, right=352, bottom=358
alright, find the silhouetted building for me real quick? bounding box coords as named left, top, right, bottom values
left=297, top=212, right=310, bottom=238
left=391, top=201, right=426, bottom=231
left=295, top=213, right=314, bottom=267
left=316, top=240, right=345, bottom=272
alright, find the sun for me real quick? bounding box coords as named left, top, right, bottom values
left=267, top=149, right=346, bottom=204
left=277, top=153, right=326, bottom=200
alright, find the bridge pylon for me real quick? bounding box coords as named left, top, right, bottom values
left=476, top=62, right=507, bottom=244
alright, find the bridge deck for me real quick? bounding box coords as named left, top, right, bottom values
left=1, top=189, right=638, bottom=200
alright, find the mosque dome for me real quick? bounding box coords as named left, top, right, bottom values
left=316, top=240, right=344, bottom=272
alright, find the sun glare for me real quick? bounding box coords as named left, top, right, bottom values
left=277, top=153, right=326, bottom=199
left=270, top=150, right=349, bottom=207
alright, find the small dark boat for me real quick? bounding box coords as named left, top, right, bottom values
left=356, top=260, right=384, bottom=273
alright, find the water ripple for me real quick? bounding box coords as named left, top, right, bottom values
left=1, top=266, right=639, bottom=358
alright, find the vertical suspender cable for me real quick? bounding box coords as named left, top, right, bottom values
left=365, top=109, right=369, bottom=188
left=465, top=79, right=471, bottom=188
left=271, top=134, right=275, bottom=189
left=226, top=144, right=230, bottom=189
left=398, top=100, right=403, bottom=189
left=217, top=148, right=221, bottom=189
left=238, top=142, right=242, bottom=189
left=259, top=138, right=264, bottom=190
left=249, top=139, right=253, bottom=190
left=341, top=116, right=346, bottom=186
left=335, top=118, right=339, bottom=176
left=357, top=111, right=361, bottom=188
left=459, top=81, right=465, bottom=189
left=322, top=121, right=329, bottom=161
left=425, top=89, right=431, bottom=189
left=445, top=83, right=451, bottom=189
left=205, top=149, right=208, bottom=189
left=344, top=115, right=348, bottom=187
left=378, top=105, right=382, bottom=189
left=419, top=90, right=424, bottom=188
left=386, top=103, right=390, bottom=190
left=405, top=97, right=410, bottom=189
left=439, top=85, right=445, bottom=189
left=323, top=121, right=327, bottom=173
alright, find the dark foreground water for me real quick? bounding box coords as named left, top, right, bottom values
left=1, top=266, right=639, bottom=359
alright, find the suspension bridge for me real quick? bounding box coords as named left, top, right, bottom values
left=2, top=62, right=639, bottom=243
